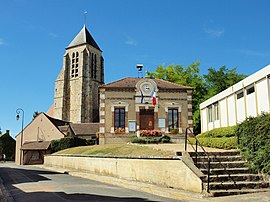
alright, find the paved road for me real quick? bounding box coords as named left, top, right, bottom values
left=0, top=162, right=180, bottom=202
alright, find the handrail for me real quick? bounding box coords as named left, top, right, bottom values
left=185, top=128, right=211, bottom=192
left=185, top=128, right=238, bottom=193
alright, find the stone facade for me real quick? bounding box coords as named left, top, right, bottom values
left=99, top=77, right=193, bottom=144
left=54, top=25, right=104, bottom=123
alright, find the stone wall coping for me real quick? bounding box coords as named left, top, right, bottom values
left=48, top=154, right=181, bottom=160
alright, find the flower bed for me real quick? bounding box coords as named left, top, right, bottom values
left=140, top=130, right=162, bottom=137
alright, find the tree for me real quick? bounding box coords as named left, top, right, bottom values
left=148, top=63, right=246, bottom=133
left=147, top=61, right=207, bottom=132
left=204, top=66, right=246, bottom=99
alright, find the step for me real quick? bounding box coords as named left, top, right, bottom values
left=196, top=161, right=246, bottom=169
left=207, top=174, right=264, bottom=183
left=192, top=155, right=243, bottom=162
left=208, top=181, right=269, bottom=190
left=209, top=188, right=270, bottom=197
left=201, top=167, right=252, bottom=175
left=189, top=151, right=240, bottom=157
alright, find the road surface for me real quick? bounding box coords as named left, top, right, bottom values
left=0, top=162, right=180, bottom=202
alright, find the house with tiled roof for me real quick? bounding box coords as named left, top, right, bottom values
left=15, top=112, right=99, bottom=165
left=99, top=77, right=193, bottom=144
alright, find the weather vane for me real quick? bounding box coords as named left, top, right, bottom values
left=84, top=10, right=88, bottom=26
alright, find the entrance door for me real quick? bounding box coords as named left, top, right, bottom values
left=140, top=109, right=154, bottom=130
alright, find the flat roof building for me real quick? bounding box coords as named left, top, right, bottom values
left=200, top=65, right=270, bottom=133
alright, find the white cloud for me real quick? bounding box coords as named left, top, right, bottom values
left=125, top=35, right=137, bottom=46
left=204, top=27, right=224, bottom=38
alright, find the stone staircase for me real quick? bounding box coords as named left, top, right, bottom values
left=189, top=150, right=270, bottom=197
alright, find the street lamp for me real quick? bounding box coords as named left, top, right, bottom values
left=16, top=108, right=24, bottom=165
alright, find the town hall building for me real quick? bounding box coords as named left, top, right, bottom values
left=15, top=24, right=193, bottom=164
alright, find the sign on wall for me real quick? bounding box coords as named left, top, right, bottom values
left=158, top=118, right=166, bottom=129
left=128, top=121, right=136, bottom=132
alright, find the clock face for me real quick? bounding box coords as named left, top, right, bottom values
left=142, top=83, right=151, bottom=93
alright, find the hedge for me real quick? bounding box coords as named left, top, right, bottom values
left=51, top=137, right=88, bottom=153
left=196, top=126, right=236, bottom=138
left=188, top=137, right=237, bottom=150
left=130, top=135, right=171, bottom=144
left=235, top=113, right=270, bottom=174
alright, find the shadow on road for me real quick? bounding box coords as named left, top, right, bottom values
left=0, top=165, right=163, bottom=202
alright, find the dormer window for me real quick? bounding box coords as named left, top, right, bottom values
left=71, top=52, right=79, bottom=78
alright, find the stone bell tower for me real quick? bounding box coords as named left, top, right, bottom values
left=54, top=25, right=104, bottom=123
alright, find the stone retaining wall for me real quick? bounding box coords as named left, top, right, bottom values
left=44, top=155, right=203, bottom=193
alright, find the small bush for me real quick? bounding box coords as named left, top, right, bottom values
left=197, top=126, right=236, bottom=138
left=130, top=135, right=170, bottom=144
left=159, top=135, right=171, bottom=143
left=188, top=137, right=237, bottom=150
left=86, top=139, right=96, bottom=145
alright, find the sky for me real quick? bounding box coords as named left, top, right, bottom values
left=1, top=0, right=270, bottom=138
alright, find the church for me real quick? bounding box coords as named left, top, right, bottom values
left=15, top=24, right=193, bottom=164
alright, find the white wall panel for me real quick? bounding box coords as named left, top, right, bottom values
left=201, top=109, right=208, bottom=133
left=236, top=97, right=245, bottom=123
left=256, top=78, right=269, bottom=114
left=246, top=92, right=256, bottom=117
left=219, top=99, right=228, bottom=127
left=227, top=95, right=236, bottom=126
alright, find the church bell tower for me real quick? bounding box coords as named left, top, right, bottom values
left=54, top=25, right=104, bottom=123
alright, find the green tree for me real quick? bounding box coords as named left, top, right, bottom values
left=204, top=66, right=246, bottom=99
left=148, top=63, right=246, bottom=133
left=147, top=61, right=207, bottom=132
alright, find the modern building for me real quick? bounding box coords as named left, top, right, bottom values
left=99, top=77, right=193, bottom=144
left=200, top=64, right=270, bottom=133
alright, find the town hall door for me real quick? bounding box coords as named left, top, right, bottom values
left=140, top=109, right=154, bottom=130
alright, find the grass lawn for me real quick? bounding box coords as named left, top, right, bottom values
left=54, top=144, right=176, bottom=157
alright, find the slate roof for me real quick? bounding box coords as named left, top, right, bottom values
left=101, top=77, right=192, bottom=90
left=70, top=123, right=99, bottom=136
left=44, top=113, right=70, bottom=128
left=66, top=25, right=101, bottom=51
left=21, top=141, right=51, bottom=150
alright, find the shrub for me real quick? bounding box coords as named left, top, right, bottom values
left=236, top=113, right=270, bottom=174
left=197, top=126, right=236, bottom=138
left=86, top=139, right=96, bottom=145
left=189, top=137, right=237, bottom=150
left=130, top=135, right=170, bottom=144
left=158, top=135, right=171, bottom=143
left=51, top=137, right=87, bottom=153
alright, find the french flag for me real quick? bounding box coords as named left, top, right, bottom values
left=151, top=88, right=156, bottom=105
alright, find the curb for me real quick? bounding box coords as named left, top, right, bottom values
left=38, top=165, right=204, bottom=201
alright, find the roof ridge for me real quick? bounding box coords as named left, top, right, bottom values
left=154, top=78, right=192, bottom=89
left=102, top=77, right=138, bottom=87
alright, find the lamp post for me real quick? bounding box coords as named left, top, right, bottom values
left=16, top=108, right=24, bottom=165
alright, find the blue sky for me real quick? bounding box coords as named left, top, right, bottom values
left=1, top=0, right=270, bottom=137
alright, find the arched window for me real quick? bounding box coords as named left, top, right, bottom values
left=71, top=52, right=79, bottom=78
left=94, top=54, right=97, bottom=79
left=91, top=53, right=94, bottom=78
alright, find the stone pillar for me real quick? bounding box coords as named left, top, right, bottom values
left=99, top=89, right=105, bottom=134
left=187, top=90, right=193, bottom=129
